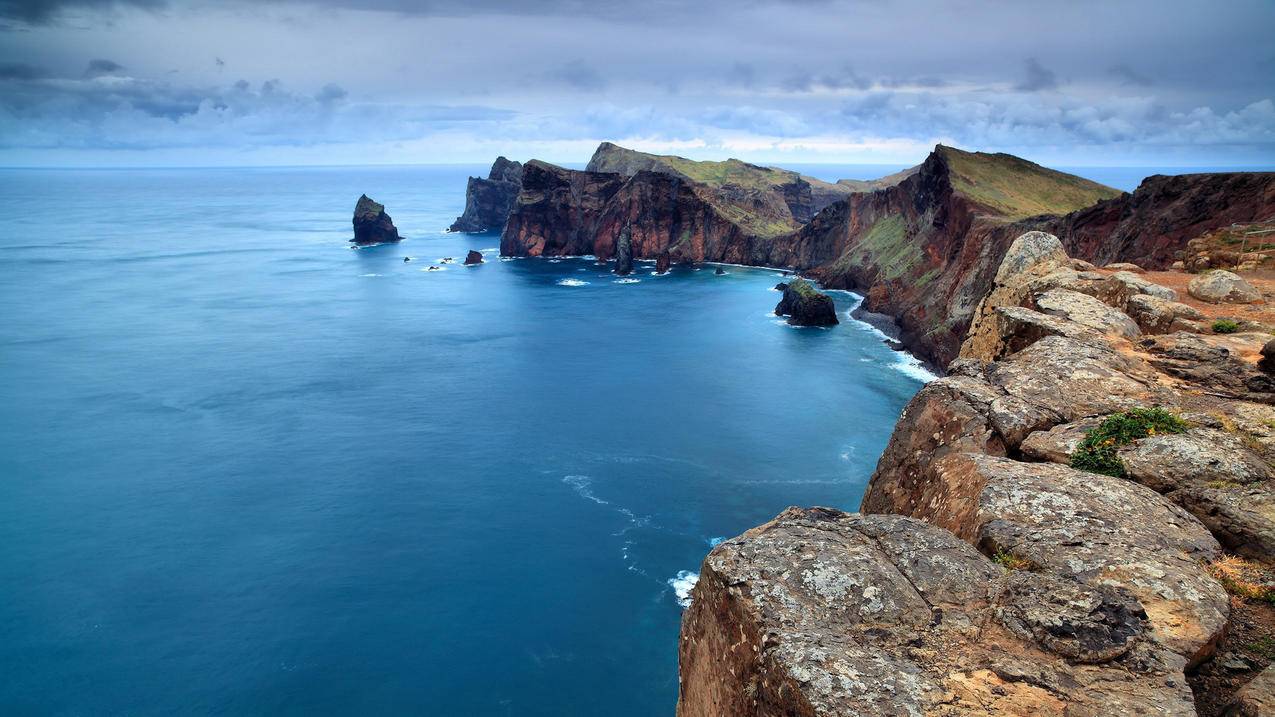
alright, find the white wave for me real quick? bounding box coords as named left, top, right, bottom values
left=890, top=353, right=939, bottom=383
left=708, top=536, right=725, bottom=547
left=557, top=278, right=590, bottom=287
left=668, top=570, right=699, bottom=608
left=358, top=273, right=383, bottom=277
left=478, top=247, right=499, bottom=253
left=562, top=475, right=608, bottom=505
left=548, top=259, right=562, bottom=263
left=614, top=278, right=641, bottom=284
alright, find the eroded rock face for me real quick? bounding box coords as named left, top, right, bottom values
left=774, top=279, right=838, bottom=326
left=449, top=157, right=523, bottom=233
left=1126, top=294, right=1206, bottom=334
left=1033, top=288, right=1141, bottom=338
left=351, top=194, right=400, bottom=245
left=1189, top=270, right=1263, bottom=304
left=464, top=250, right=483, bottom=265
left=677, top=508, right=1196, bottom=717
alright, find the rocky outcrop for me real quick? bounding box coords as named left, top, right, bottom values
left=613, top=223, right=633, bottom=275
left=1189, top=270, right=1263, bottom=304
left=351, top=194, right=400, bottom=245
left=464, top=250, right=483, bottom=265
left=678, top=507, right=1196, bottom=716
left=679, top=231, right=1275, bottom=715
left=655, top=253, right=670, bottom=274
left=774, top=279, right=838, bottom=326
left=449, top=157, right=523, bottom=233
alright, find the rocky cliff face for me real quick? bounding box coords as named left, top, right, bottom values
left=449, top=157, right=523, bottom=233
left=679, top=232, right=1275, bottom=716
left=505, top=144, right=1275, bottom=368
left=773, top=279, right=838, bottom=326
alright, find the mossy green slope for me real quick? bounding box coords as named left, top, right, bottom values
left=937, top=145, right=1121, bottom=220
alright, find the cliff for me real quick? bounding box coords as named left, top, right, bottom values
left=449, top=156, right=523, bottom=233
left=678, top=232, right=1275, bottom=716
left=508, top=146, right=1275, bottom=367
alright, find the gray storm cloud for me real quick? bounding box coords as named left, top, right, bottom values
left=0, top=0, right=1272, bottom=166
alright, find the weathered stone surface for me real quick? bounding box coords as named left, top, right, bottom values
left=962, top=232, right=1071, bottom=361
left=989, top=306, right=1104, bottom=359
left=1190, top=270, right=1263, bottom=304
left=1225, top=664, right=1275, bottom=716
left=1104, top=262, right=1145, bottom=272
left=677, top=508, right=1196, bottom=717
left=1127, top=293, right=1206, bottom=334
left=914, top=453, right=1228, bottom=665
left=1119, top=429, right=1275, bottom=562
left=1019, top=418, right=1102, bottom=464
left=449, top=157, right=523, bottom=233
left=774, top=279, right=838, bottom=326
left=1033, top=288, right=1142, bottom=338
left=1141, top=333, right=1275, bottom=403
left=351, top=194, right=400, bottom=245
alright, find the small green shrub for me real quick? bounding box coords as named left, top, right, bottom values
left=991, top=550, right=1034, bottom=571
left=1211, top=318, right=1240, bottom=334
left=1071, top=408, right=1189, bottom=477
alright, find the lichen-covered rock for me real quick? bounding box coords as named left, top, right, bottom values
left=677, top=508, right=1197, bottom=717
left=962, top=232, right=1071, bottom=361
left=1033, top=288, right=1142, bottom=338
left=774, top=279, right=838, bottom=326
left=1141, top=333, right=1275, bottom=403
left=1118, top=429, right=1275, bottom=562
left=1111, top=270, right=1179, bottom=302
left=1019, top=418, right=1102, bottom=464
left=916, top=453, right=1228, bottom=666
left=351, top=194, right=401, bottom=245
left=1189, top=270, right=1263, bottom=304
left=1104, top=262, right=1145, bottom=272
left=1126, top=293, right=1206, bottom=334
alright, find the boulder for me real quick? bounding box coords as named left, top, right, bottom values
left=774, top=279, right=838, bottom=326
left=464, top=250, right=483, bottom=265
left=1104, top=262, right=1145, bottom=272
left=914, top=453, right=1229, bottom=666
left=1189, top=270, right=1263, bottom=304
left=351, top=194, right=401, bottom=245
left=1033, top=288, right=1141, bottom=339
left=677, top=508, right=1197, bottom=717
left=714, top=267, right=725, bottom=275
left=1126, top=294, right=1206, bottom=334
left=1019, top=418, right=1102, bottom=464
left=1261, top=338, right=1275, bottom=374
left=1111, top=270, right=1179, bottom=302
left=1118, top=429, right=1275, bottom=562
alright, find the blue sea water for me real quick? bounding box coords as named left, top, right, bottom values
left=0, top=165, right=932, bottom=716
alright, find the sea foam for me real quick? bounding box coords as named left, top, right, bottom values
left=668, top=570, right=699, bottom=608
left=557, top=278, right=589, bottom=287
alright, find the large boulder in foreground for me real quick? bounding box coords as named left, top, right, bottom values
left=677, top=508, right=1196, bottom=716
left=1189, top=270, right=1262, bottom=304
left=352, top=194, right=400, bottom=245
left=449, top=157, right=523, bottom=233
left=774, top=279, right=838, bottom=326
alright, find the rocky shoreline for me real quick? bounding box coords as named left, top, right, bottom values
left=679, top=233, right=1275, bottom=716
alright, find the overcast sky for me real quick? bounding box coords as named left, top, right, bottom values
left=1, top=0, right=1272, bottom=167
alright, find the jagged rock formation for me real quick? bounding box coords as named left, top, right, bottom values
left=351, top=194, right=400, bottom=245
left=679, top=508, right=1197, bottom=716
left=679, top=232, right=1275, bottom=715
left=506, top=145, right=1273, bottom=367
left=449, top=157, right=523, bottom=233
left=773, top=279, right=838, bottom=326
left=613, top=223, right=633, bottom=275
left=464, top=250, right=483, bottom=265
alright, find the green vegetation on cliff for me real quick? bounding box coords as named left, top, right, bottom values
left=1071, top=408, right=1189, bottom=477
left=938, top=145, right=1121, bottom=220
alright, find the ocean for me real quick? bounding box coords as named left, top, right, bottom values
left=0, top=165, right=929, bottom=715
left=0, top=162, right=1256, bottom=714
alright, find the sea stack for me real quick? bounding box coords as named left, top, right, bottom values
left=464, top=250, right=483, bottom=265
left=614, top=223, right=633, bottom=276
left=774, top=278, right=838, bottom=326
left=351, top=194, right=400, bottom=245
left=655, top=253, right=670, bottom=274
